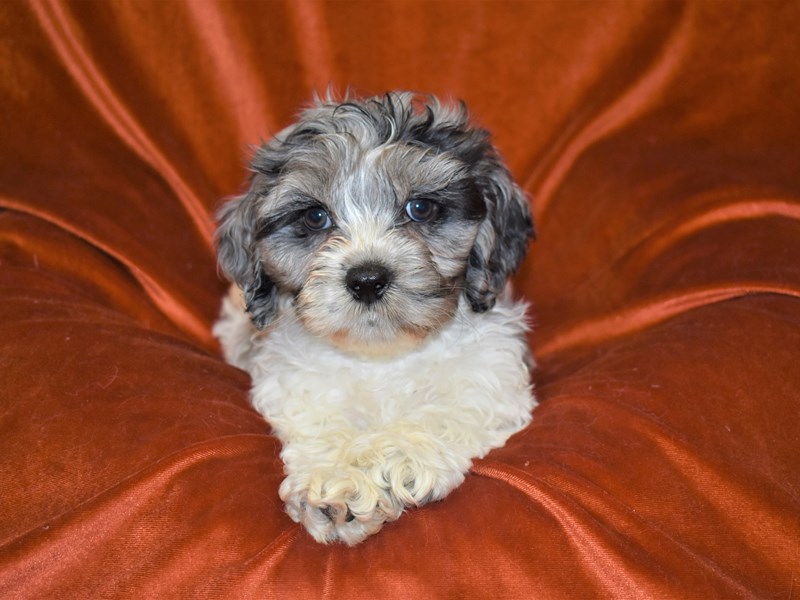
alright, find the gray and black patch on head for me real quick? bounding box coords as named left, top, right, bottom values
left=215, top=91, right=534, bottom=344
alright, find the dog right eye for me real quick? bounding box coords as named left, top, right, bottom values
left=405, top=198, right=438, bottom=223
left=302, top=207, right=332, bottom=231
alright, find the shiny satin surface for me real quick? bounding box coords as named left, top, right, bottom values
left=2, top=1, right=799, bottom=597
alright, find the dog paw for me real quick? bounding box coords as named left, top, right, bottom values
left=279, top=467, right=403, bottom=545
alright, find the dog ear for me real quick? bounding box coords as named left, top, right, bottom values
left=215, top=179, right=279, bottom=329
left=464, top=160, right=534, bottom=312
left=216, top=121, right=302, bottom=330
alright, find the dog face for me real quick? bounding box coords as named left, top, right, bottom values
left=216, top=92, right=533, bottom=355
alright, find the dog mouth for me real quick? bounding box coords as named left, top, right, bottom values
left=295, top=282, right=458, bottom=357
left=291, top=251, right=464, bottom=357
left=334, top=296, right=431, bottom=342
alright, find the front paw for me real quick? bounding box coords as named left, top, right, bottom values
left=279, top=467, right=403, bottom=545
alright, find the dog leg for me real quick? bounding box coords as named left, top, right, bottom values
left=279, top=461, right=402, bottom=545
left=278, top=410, right=509, bottom=545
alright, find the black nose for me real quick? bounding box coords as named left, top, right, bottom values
left=345, top=264, right=391, bottom=305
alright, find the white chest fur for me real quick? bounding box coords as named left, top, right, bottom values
left=214, top=291, right=535, bottom=545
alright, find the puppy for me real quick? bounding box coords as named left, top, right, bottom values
left=213, top=92, right=536, bottom=545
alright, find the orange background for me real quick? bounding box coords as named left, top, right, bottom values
left=1, top=1, right=799, bottom=597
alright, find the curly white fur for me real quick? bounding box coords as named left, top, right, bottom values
left=215, top=290, right=534, bottom=545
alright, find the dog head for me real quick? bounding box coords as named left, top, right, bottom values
left=216, top=92, right=533, bottom=355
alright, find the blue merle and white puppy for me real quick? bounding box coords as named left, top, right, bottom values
left=214, top=91, right=536, bottom=545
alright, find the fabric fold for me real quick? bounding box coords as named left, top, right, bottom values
left=30, top=0, right=216, bottom=247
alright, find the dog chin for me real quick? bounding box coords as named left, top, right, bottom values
left=326, top=328, right=430, bottom=359
left=295, top=294, right=457, bottom=360
left=298, top=310, right=435, bottom=358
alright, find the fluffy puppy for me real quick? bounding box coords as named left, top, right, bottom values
left=214, top=92, right=536, bottom=545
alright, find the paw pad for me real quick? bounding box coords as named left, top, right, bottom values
left=320, top=505, right=356, bottom=523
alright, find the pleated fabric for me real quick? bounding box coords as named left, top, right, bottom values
left=1, top=1, right=799, bottom=597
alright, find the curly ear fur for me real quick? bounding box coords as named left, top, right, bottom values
left=464, top=160, right=534, bottom=312
left=216, top=134, right=295, bottom=329
left=215, top=187, right=274, bottom=328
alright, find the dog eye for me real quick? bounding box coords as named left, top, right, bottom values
left=405, top=198, right=438, bottom=222
left=303, top=207, right=332, bottom=231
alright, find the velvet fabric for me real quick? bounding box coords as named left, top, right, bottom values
left=2, top=1, right=799, bottom=597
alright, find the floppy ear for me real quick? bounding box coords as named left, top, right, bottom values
left=464, top=158, right=534, bottom=313
left=215, top=177, right=280, bottom=329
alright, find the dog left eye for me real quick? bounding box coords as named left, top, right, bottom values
left=405, top=198, right=438, bottom=222
left=303, top=207, right=332, bottom=231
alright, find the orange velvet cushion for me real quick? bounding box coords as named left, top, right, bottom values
left=2, top=1, right=799, bottom=596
